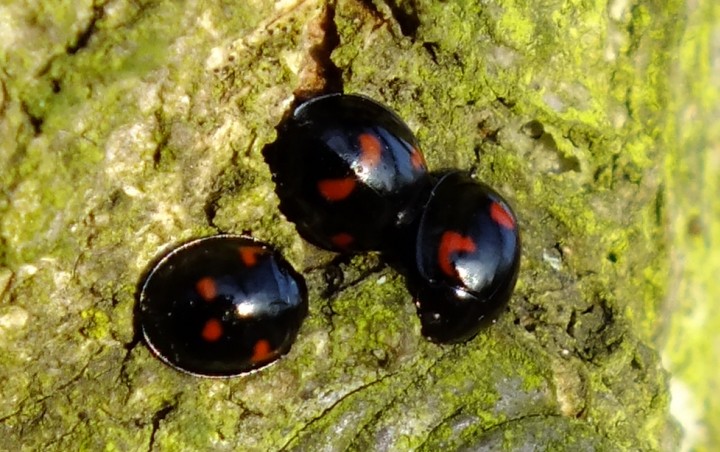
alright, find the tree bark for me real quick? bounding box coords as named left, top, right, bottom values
left=3, top=0, right=708, bottom=449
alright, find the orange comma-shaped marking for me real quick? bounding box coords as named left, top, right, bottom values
left=490, top=202, right=515, bottom=230
left=438, top=231, right=477, bottom=278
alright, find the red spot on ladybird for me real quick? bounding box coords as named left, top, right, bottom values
left=358, top=133, right=383, bottom=167
left=239, top=246, right=265, bottom=267
left=330, top=233, right=354, bottom=249
left=201, top=318, right=223, bottom=342
left=317, top=178, right=356, bottom=201
left=251, top=339, right=273, bottom=363
left=195, top=277, right=217, bottom=302
left=438, top=231, right=477, bottom=278
left=410, top=147, right=426, bottom=170
left=490, top=202, right=515, bottom=229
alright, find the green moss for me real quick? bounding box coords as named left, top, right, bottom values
left=80, top=308, right=110, bottom=340
left=662, top=2, right=720, bottom=449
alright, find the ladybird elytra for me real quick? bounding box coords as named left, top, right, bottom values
left=411, top=172, right=521, bottom=343
left=266, top=93, right=431, bottom=252
left=138, top=235, right=308, bottom=377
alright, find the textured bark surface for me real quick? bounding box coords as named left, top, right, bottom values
left=663, top=2, right=720, bottom=451
left=0, top=0, right=706, bottom=449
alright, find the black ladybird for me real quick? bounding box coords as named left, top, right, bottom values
left=411, top=172, right=521, bottom=343
left=138, top=235, right=307, bottom=377
left=266, top=93, right=431, bottom=252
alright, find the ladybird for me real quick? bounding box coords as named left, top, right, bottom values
left=138, top=235, right=308, bottom=377
left=410, top=172, right=521, bottom=343
left=265, top=93, right=431, bottom=252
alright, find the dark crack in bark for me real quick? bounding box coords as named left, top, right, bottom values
left=422, top=42, right=440, bottom=64
left=151, top=109, right=172, bottom=169
left=148, top=402, right=177, bottom=452
left=294, top=1, right=342, bottom=100
left=19, top=101, right=43, bottom=136
left=383, top=0, right=420, bottom=39
left=67, top=2, right=106, bottom=55
left=0, top=75, right=8, bottom=117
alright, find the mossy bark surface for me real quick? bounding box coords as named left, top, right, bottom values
left=0, top=0, right=701, bottom=450
left=663, top=2, right=720, bottom=451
